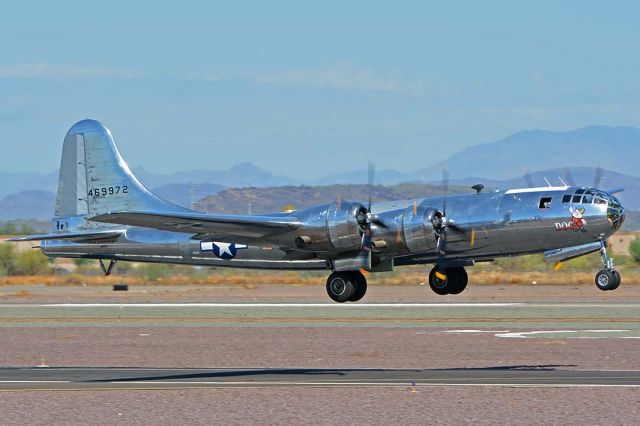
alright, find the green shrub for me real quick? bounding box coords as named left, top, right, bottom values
left=0, top=244, right=17, bottom=276
left=135, top=263, right=172, bottom=280
left=495, top=254, right=547, bottom=270
left=629, top=238, right=640, bottom=264
left=14, top=250, right=51, bottom=275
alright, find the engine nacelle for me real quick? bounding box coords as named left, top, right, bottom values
left=402, top=204, right=440, bottom=253
left=293, top=201, right=367, bottom=253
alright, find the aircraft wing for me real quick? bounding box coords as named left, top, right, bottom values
left=8, top=229, right=124, bottom=242
left=90, top=211, right=301, bottom=239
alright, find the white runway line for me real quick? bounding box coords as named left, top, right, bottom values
left=495, top=330, right=629, bottom=339
left=92, top=381, right=640, bottom=388
left=0, top=303, right=525, bottom=308
left=442, top=330, right=511, bottom=333
left=3, top=302, right=640, bottom=308
left=0, top=381, right=69, bottom=384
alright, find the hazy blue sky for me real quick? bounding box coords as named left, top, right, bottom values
left=1, top=1, right=639, bottom=178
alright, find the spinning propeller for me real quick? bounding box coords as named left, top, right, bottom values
left=334, top=163, right=388, bottom=269
left=432, top=169, right=476, bottom=282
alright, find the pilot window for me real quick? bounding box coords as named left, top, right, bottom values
left=539, top=197, right=552, bottom=209
left=561, top=189, right=608, bottom=205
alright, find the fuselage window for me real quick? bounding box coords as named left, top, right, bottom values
left=562, top=194, right=572, bottom=203
left=539, top=197, right=552, bottom=209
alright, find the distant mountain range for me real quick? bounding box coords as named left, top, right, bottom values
left=132, top=163, right=295, bottom=189
left=0, top=190, right=55, bottom=221
left=1, top=125, right=640, bottom=226
left=152, top=183, right=226, bottom=210
left=194, top=183, right=471, bottom=215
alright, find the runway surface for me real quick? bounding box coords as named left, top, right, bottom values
left=1, top=367, right=639, bottom=390
left=1, top=302, right=639, bottom=331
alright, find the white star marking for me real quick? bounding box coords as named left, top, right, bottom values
left=215, top=242, right=234, bottom=257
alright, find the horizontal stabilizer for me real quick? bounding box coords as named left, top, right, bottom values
left=90, top=211, right=300, bottom=239
left=8, top=229, right=124, bottom=242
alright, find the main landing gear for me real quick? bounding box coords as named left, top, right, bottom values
left=428, top=266, right=468, bottom=295
left=326, top=270, right=367, bottom=303
left=595, top=239, right=621, bottom=291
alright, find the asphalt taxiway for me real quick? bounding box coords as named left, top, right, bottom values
left=1, top=367, right=639, bottom=391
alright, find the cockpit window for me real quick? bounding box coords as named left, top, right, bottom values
left=562, top=188, right=609, bottom=206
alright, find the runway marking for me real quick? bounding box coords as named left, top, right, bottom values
left=3, top=317, right=640, bottom=324
left=0, top=303, right=525, bottom=308
left=495, top=330, right=629, bottom=339
left=2, top=302, right=640, bottom=309
left=443, top=330, right=510, bottom=333
left=440, top=329, right=640, bottom=339
left=0, top=381, right=639, bottom=390
left=0, top=381, right=68, bottom=383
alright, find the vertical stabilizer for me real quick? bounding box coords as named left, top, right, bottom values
left=55, top=119, right=185, bottom=222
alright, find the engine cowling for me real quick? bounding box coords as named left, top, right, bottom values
left=294, top=201, right=367, bottom=252
left=402, top=203, right=440, bottom=253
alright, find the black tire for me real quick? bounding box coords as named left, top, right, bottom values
left=609, top=270, right=621, bottom=291
left=326, top=272, right=356, bottom=303
left=349, top=271, right=368, bottom=302
left=429, top=267, right=458, bottom=295
left=595, top=269, right=616, bottom=291
left=448, top=267, right=468, bottom=295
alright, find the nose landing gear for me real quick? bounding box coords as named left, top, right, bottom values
left=595, top=239, right=621, bottom=291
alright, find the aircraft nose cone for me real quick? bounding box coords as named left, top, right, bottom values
left=607, top=195, right=625, bottom=232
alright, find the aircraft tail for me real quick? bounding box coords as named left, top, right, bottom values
left=55, top=119, right=185, bottom=227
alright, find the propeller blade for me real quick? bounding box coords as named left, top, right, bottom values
left=524, top=168, right=534, bottom=188
left=435, top=227, right=448, bottom=278
left=605, top=188, right=625, bottom=195
left=593, top=165, right=604, bottom=188
left=337, top=193, right=342, bottom=211
left=367, top=162, right=375, bottom=212
left=441, top=168, right=450, bottom=216
left=563, top=168, right=576, bottom=187
left=370, top=216, right=389, bottom=229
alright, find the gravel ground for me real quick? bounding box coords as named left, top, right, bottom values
left=1, top=282, right=640, bottom=304
left=1, top=387, right=639, bottom=425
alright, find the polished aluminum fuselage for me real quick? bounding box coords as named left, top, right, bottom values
left=41, top=186, right=624, bottom=272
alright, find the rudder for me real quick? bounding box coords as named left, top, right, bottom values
left=55, top=119, right=184, bottom=222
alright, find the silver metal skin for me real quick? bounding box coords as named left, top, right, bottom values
left=13, top=120, right=626, bottom=286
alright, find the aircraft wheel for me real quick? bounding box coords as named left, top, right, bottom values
left=326, top=272, right=356, bottom=303
left=428, top=267, right=459, bottom=295
left=609, top=270, right=621, bottom=291
left=349, top=271, right=368, bottom=302
left=595, top=269, right=617, bottom=291
left=448, top=267, right=468, bottom=295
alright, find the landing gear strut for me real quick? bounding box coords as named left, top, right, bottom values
left=428, top=266, right=468, bottom=295
left=326, top=270, right=368, bottom=303
left=595, top=239, right=621, bottom=291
